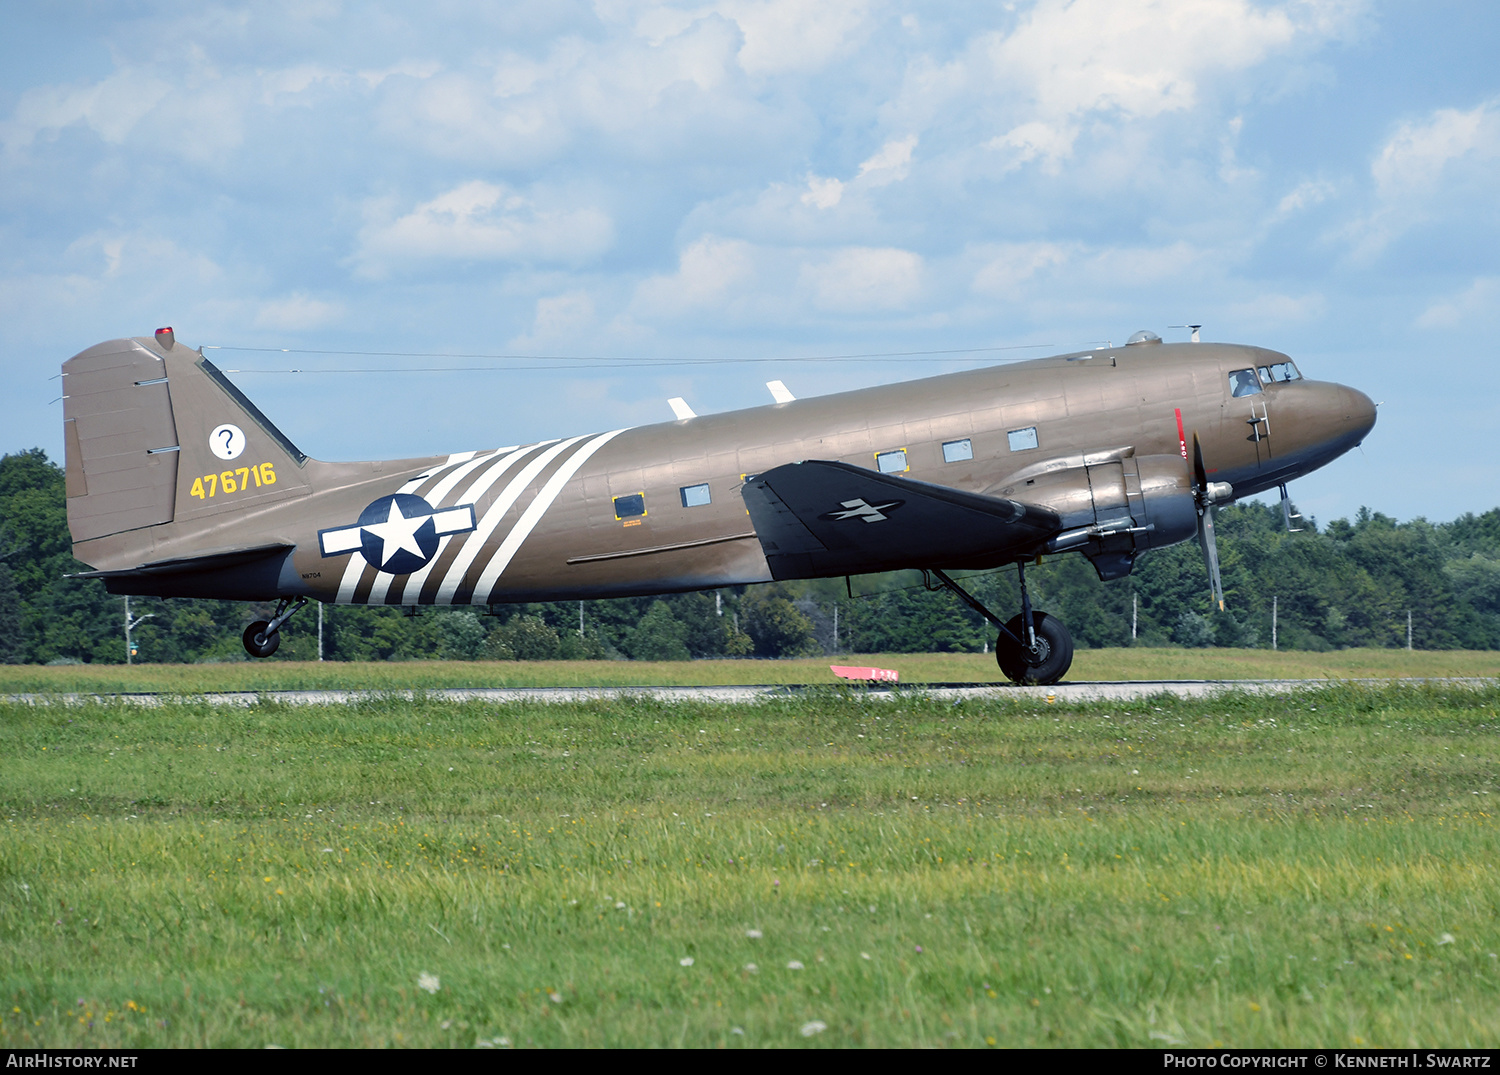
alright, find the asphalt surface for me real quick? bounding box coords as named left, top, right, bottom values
left=6, top=678, right=1495, bottom=706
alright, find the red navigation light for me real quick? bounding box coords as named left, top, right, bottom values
left=154, top=326, right=175, bottom=349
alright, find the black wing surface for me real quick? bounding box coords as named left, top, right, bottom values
left=741, top=460, right=1060, bottom=580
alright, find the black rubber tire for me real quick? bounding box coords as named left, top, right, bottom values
left=994, top=611, right=1073, bottom=686
left=242, top=620, right=281, bottom=659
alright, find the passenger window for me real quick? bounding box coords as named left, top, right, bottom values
left=1007, top=427, right=1038, bottom=452
left=942, top=439, right=973, bottom=463
left=613, top=493, right=646, bottom=519
left=679, top=483, right=711, bottom=508
left=1229, top=369, right=1262, bottom=397
left=876, top=449, right=908, bottom=474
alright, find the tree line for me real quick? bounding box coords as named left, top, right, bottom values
left=2, top=448, right=1497, bottom=664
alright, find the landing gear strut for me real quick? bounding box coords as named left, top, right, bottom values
left=242, top=597, right=308, bottom=659
left=930, top=563, right=1074, bottom=686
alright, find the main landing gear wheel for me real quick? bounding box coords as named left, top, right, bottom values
left=240, top=597, right=308, bottom=659
left=994, top=611, right=1073, bottom=686
left=242, top=621, right=280, bottom=659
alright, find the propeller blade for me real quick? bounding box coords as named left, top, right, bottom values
left=1191, top=431, right=1225, bottom=610
left=1198, top=501, right=1225, bottom=611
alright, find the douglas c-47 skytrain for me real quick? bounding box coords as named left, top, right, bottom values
left=61, top=327, right=1376, bottom=684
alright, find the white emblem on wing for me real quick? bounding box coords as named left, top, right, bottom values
left=826, top=498, right=902, bottom=523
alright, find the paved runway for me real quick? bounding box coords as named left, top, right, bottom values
left=7, top=678, right=1494, bottom=707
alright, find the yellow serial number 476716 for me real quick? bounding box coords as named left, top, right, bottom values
left=189, top=462, right=277, bottom=499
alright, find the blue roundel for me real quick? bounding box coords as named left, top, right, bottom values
left=357, top=493, right=440, bottom=574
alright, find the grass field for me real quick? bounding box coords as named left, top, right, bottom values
left=1, top=646, right=1496, bottom=695
left=3, top=682, right=1499, bottom=1048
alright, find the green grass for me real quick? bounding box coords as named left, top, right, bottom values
left=3, top=684, right=1499, bottom=1047
left=1, top=647, right=1496, bottom=694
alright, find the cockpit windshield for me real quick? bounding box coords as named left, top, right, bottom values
left=1257, top=361, right=1301, bottom=385
left=1230, top=361, right=1302, bottom=397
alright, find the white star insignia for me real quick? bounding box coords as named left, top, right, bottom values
left=360, top=499, right=429, bottom=569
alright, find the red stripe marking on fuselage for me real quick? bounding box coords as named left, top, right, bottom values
left=1174, top=407, right=1188, bottom=460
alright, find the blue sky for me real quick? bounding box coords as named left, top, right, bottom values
left=3, top=1, right=1497, bottom=526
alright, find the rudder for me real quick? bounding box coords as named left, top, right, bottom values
left=63, top=328, right=313, bottom=564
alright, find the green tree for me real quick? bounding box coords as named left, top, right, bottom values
left=489, top=614, right=562, bottom=660
left=0, top=558, right=22, bottom=664
left=625, top=600, right=691, bottom=661
left=740, top=584, right=818, bottom=658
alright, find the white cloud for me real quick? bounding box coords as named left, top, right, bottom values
left=1416, top=277, right=1500, bottom=330
left=1347, top=98, right=1500, bottom=258
left=1373, top=101, right=1499, bottom=198
left=381, top=16, right=767, bottom=166
left=988, top=121, right=1078, bottom=173
left=359, top=60, right=442, bottom=91
left=1272, top=178, right=1337, bottom=219
left=1224, top=291, right=1325, bottom=326
left=971, top=241, right=1076, bottom=298
left=2, top=69, right=171, bottom=150
left=856, top=135, right=917, bottom=185
left=253, top=293, right=344, bottom=331
left=354, top=181, right=614, bottom=276
left=531, top=292, right=598, bottom=340
left=795, top=136, right=916, bottom=213
left=883, top=0, right=1362, bottom=171
left=800, top=246, right=924, bottom=311
left=624, top=0, right=872, bottom=76
left=634, top=235, right=757, bottom=316
left=800, top=175, right=844, bottom=209
left=730, top=0, right=872, bottom=76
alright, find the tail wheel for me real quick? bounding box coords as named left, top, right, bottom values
left=995, top=611, right=1073, bottom=686
left=242, top=621, right=281, bottom=659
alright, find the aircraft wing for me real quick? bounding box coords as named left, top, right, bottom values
left=741, top=460, right=1060, bottom=580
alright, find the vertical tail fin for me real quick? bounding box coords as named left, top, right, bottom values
left=64, top=331, right=312, bottom=560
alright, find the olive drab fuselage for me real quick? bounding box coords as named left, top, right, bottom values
left=63, top=333, right=1375, bottom=611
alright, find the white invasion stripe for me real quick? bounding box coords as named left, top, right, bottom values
left=334, top=546, right=369, bottom=603
left=434, top=436, right=588, bottom=604
left=340, top=456, right=480, bottom=604
left=405, top=451, right=479, bottom=493
left=421, top=446, right=515, bottom=505
left=469, top=428, right=629, bottom=604
left=393, top=445, right=546, bottom=604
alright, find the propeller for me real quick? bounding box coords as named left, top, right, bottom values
left=1191, top=432, right=1230, bottom=612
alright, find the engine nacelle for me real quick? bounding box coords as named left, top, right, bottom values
left=987, top=449, right=1201, bottom=580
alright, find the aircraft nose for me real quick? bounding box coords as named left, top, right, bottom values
left=1340, top=385, right=1377, bottom=443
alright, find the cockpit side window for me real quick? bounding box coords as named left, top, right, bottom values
left=1229, top=368, right=1262, bottom=397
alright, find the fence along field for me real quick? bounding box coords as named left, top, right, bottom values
left=3, top=683, right=1498, bottom=1048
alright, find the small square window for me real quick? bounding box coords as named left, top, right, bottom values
left=1007, top=427, right=1038, bottom=452
left=613, top=493, right=646, bottom=519
left=942, top=438, right=973, bottom=463
left=679, top=483, right=711, bottom=507
left=876, top=449, right=908, bottom=474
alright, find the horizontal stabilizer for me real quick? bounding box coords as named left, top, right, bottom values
left=741, top=460, right=1059, bottom=579
left=71, top=543, right=294, bottom=600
